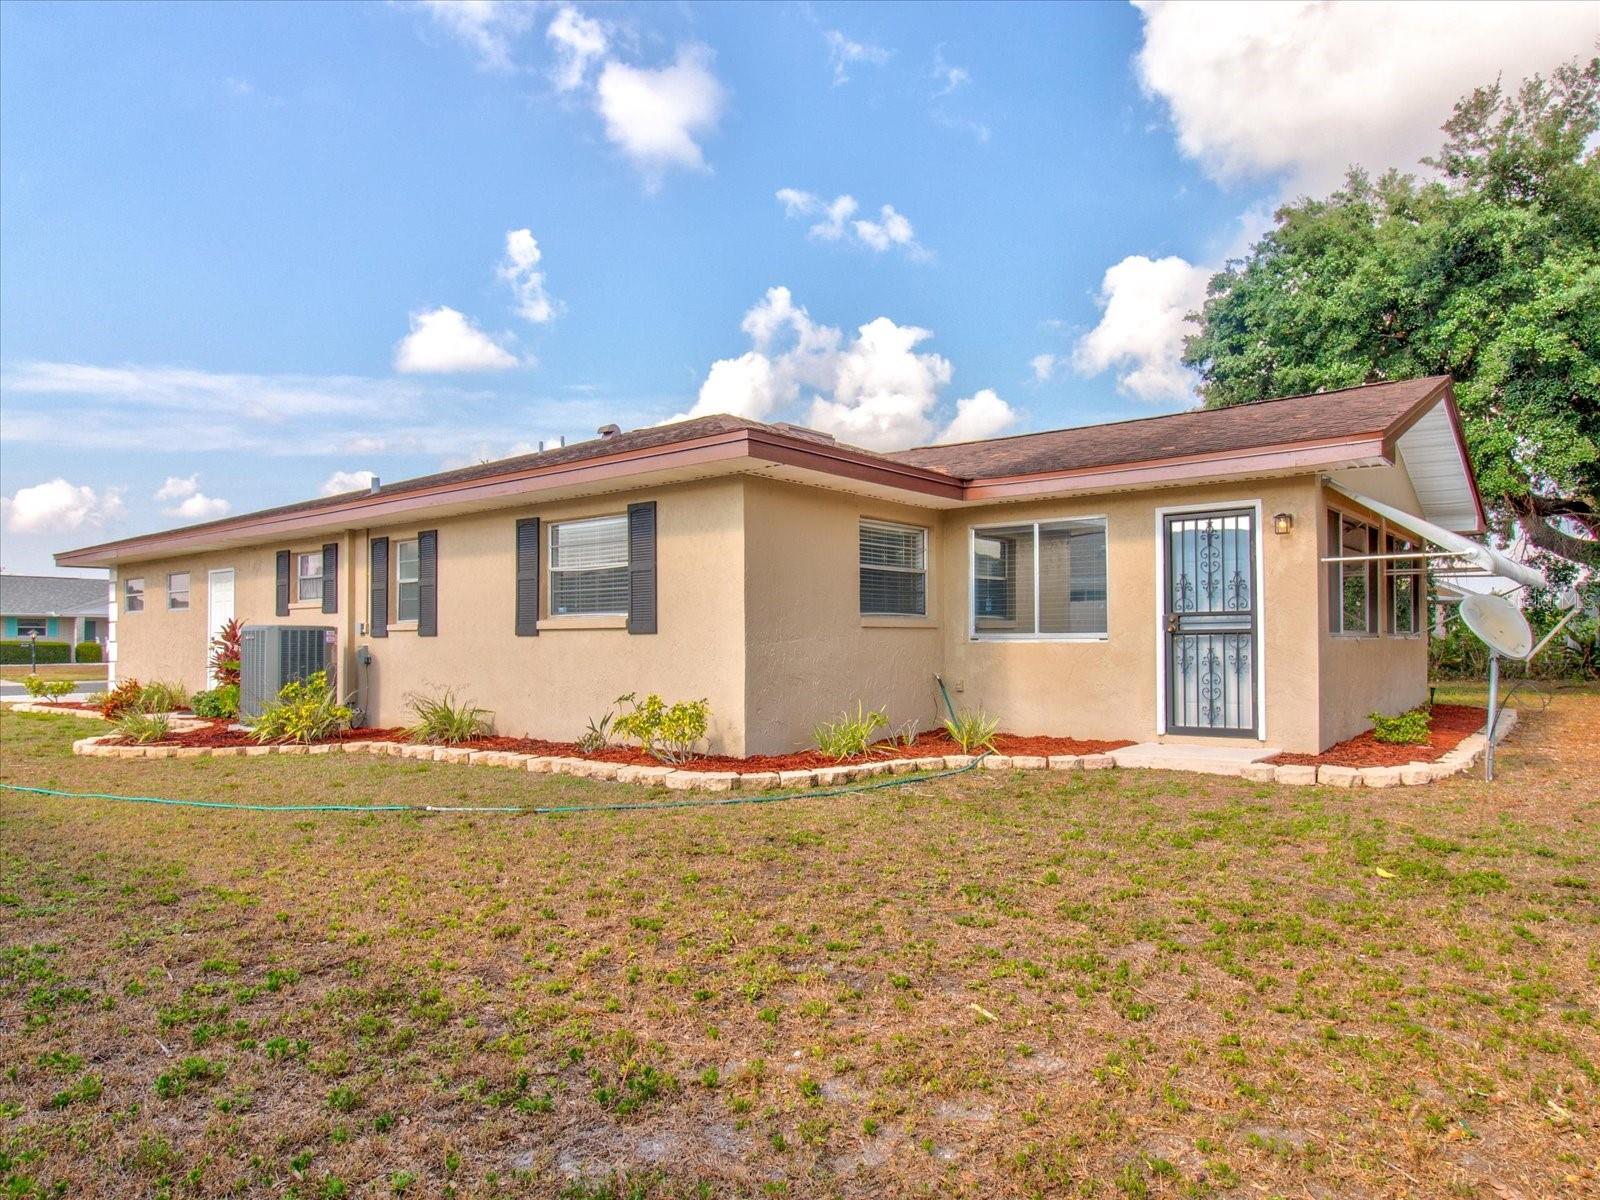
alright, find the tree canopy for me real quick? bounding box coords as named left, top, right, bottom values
left=1184, top=58, right=1599, bottom=568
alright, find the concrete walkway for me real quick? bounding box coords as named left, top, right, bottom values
left=1110, top=742, right=1281, bottom=776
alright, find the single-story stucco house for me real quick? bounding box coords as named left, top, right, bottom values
left=56, top=375, right=1501, bottom=756
left=0, top=574, right=110, bottom=658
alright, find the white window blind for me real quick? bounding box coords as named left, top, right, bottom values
left=124, top=577, right=145, bottom=613
left=396, top=539, right=420, bottom=623
left=550, top=515, right=629, bottom=616
left=971, top=519, right=1106, bottom=639
left=859, top=520, right=926, bottom=616
left=297, top=551, right=323, bottom=602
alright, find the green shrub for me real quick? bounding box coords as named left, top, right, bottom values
left=943, top=708, right=1000, bottom=754
left=812, top=702, right=888, bottom=760
left=74, top=641, right=103, bottom=663
left=611, top=692, right=710, bottom=764
left=1368, top=707, right=1432, bottom=745
left=21, top=675, right=74, bottom=701
left=191, top=685, right=241, bottom=720
left=251, top=671, right=352, bottom=744
left=138, top=680, right=189, bottom=714
left=405, top=687, right=493, bottom=744
left=115, top=710, right=171, bottom=745
left=0, top=640, right=71, bottom=664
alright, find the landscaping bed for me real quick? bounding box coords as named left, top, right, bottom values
left=108, top=722, right=1131, bottom=771
left=1266, top=703, right=1486, bottom=767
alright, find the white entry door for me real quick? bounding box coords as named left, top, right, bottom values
left=207, top=568, right=235, bottom=684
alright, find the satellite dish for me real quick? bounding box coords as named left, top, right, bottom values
left=1460, top=593, right=1533, bottom=660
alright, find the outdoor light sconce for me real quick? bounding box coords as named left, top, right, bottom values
left=1273, top=512, right=1294, bottom=535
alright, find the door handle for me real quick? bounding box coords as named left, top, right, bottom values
left=1166, top=613, right=1181, bottom=634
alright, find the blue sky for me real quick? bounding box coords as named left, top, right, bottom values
left=1, top=1, right=1588, bottom=572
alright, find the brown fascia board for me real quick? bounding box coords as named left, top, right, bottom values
left=54, top=427, right=964, bottom=568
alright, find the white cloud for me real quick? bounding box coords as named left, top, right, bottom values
left=416, top=0, right=538, bottom=72
left=823, top=29, right=890, bottom=86
left=595, top=44, right=726, bottom=189
left=153, top=474, right=229, bottom=519
left=545, top=5, right=607, bottom=92
left=935, top=388, right=1016, bottom=445
left=154, top=474, right=198, bottom=502
left=393, top=306, right=518, bottom=373
left=1072, top=255, right=1212, bottom=404
left=776, top=190, right=928, bottom=260
left=1133, top=0, right=1593, bottom=193
left=2, top=479, right=125, bottom=534
left=685, top=288, right=1010, bottom=451
left=1029, top=353, right=1060, bottom=383
left=931, top=46, right=969, bottom=97
left=320, top=469, right=377, bottom=496
left=498, top=228, right=559, bottom=323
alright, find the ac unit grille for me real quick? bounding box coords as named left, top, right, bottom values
left=239, top=625, right=337, bottom=719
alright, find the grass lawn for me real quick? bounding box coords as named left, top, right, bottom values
left=2, top=690, right=1596, bottom=1198
left=0, top=664, right=106, bottom=682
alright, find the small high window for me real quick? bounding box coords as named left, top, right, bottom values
left=124, top=577, right=145, bottom=613
left=1387, top=534, right=1423, bottom=636
left=168, top=572, right=191, bottom=611
left=297, top=552, right=323, bottom=603
left=550, top=515, right=629, bottom=616
left=859, top=520, right=927, bottom=616
left=1327, top=511, right=1377, bottom=635
left=396, top=539, right=420, bottom=622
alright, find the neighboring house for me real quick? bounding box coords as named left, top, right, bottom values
left=0, top=573, right=110, bottom=656
left=58, top=376, right=1504, bottom=755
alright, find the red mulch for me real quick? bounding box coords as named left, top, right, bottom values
left=122, top=724, right=1131, bottom=772
left=1265, top=704, right=1486, bottom=767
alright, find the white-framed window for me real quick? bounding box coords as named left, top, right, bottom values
left=1387, top=533, right=1423, bottom=636
left=297, top=551, right=323, bottom=603
left=167, top=572, right=190, bottom=611
left=395, top=538, right=420, bottom=623
left=550, top=515, right=629, bottom=616
left=970, top=518, right=1107, bottom=640
left=859, top=520, right=927, bottom=616
left=124, top=577, right=145, bottom=613
left=1328, top=511, right=1377, bottom=635
left=15, top=618, right=48, bottom=638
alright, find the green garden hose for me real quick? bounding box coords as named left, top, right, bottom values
left=0, top=753, right=988, bottom=818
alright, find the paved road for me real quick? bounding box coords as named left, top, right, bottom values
left=0, top=679, right=107, bottom=699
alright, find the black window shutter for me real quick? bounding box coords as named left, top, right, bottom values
left=515, top=518, right=540, bottom=636
left=321, top=542, right=339, bottom=615
left=275, top=550, right=291, bottom=616
left=627, top=502, right=657, bottom=635
left=369, top=537, right=389, bottom=638
left=417, top=529, right=438, bottom=637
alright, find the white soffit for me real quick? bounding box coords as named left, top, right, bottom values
left=1395, top=400, right=1479, bottom=532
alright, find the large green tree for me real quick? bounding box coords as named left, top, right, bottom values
left=1184, top=59, right=1600, bottom=567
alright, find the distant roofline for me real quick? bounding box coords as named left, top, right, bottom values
left=56, top=376, right=1472, bottom=567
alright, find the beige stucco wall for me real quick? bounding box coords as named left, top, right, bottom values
left=1317, top=469, right=1431, bottom=746
left=741, top=477, right=945, bottom=754
left=937, top=477, right=1328, bottom=753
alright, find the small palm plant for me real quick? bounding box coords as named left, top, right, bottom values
left=942, top=708, right=999, bottom=754
left=405, top=688, right=494, bottom=744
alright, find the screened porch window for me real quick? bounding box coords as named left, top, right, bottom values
left=859, top=520, right=926, bottom=616
left=550, top=515, right=629, bottom=616
left=971, top=519, right=1107, bottom=639
left=1387, top=534, right=1423, bottom=636
left=1328, top=511, right=1378, bottom=635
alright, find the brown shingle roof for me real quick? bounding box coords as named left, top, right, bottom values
left=886, top=376, right=1449, bottom=479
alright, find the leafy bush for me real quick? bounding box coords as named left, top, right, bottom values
left=1369, top=708, right=1432, bottom=745
left=74, top=641, right=103, bottom=663
left=21, top=675, right=74, bottom=701
left=812, top=702, right=888, bottom=760
left=115, top=710, right=171, bottom=745
left=138, top=681, right=189, bottom=714
left=98, top=678, right=144, bottom=719
left=0, top=640, right=71, bottom=664
left=611, top=692, right=710, bottom=764
left=250, top=671, right=352, bottom=744
left=208, top=618, right=243, bottom=686
left=405, top=687, right=493, bottom=744
left=576, top=707, right=615, bottom=754
left=191, top=685, right=241, bottom=720
left=943, top=708, right=1000, bottom=754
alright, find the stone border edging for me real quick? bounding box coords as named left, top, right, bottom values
left=52, top=708, right=1518, bottom=792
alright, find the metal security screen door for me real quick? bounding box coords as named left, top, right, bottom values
left=1163, top=509, right=1258, bottom=736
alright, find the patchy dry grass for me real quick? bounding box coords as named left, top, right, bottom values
left=1, top=689, right=1596, bottom=1199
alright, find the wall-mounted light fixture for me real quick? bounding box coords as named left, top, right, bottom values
left=1273, top=512, right=1294, bottom=535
